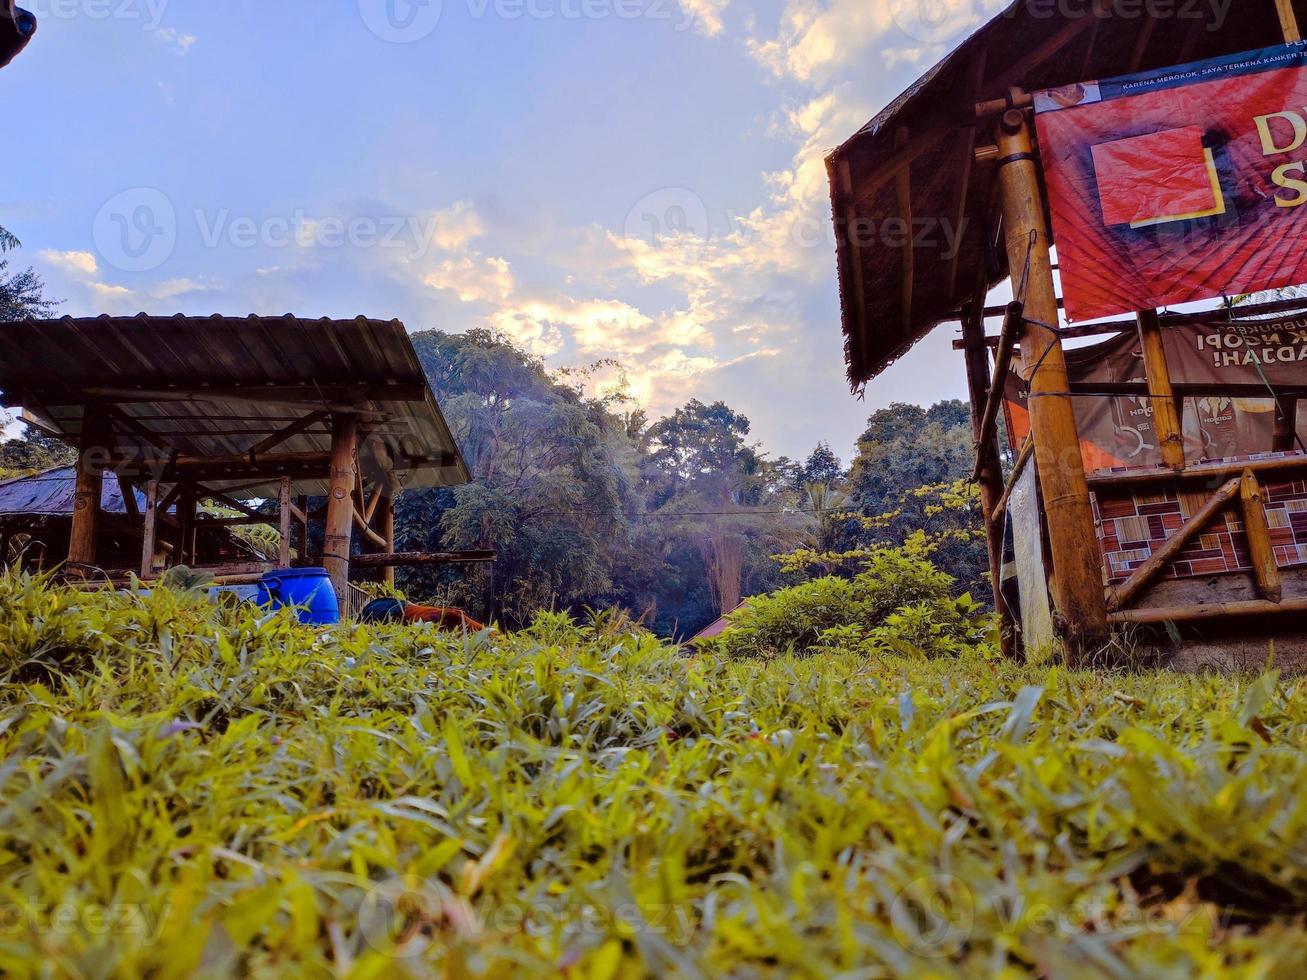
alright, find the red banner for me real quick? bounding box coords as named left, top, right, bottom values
left=1035, top=44, right=1307, bottom=321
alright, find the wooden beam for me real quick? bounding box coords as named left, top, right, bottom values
left=324, top=415, right=358, bottom=614
left=349, top=550, right=496, bottom=569
left=995, top=108, right=1108, bottom=655
left=848, top=128, right=952, bottom=207
left=971, top=302, right=1022, bottom=482
left=141, top=480, right=159, bottom=579
left=248, top=410, right=331, bottom=457
left=278, top=477, right=292, bottom=568
left=1241, top=469, right=1282, bottom=603
left=1136, top=309, right=1185, bottom=472
left=1110, top=596, right=1307, bottom=626
left=894, top=127, right=914, bottom=332
left=352, top=505, right=386, bottom=548
left=1106, top=478, right=1241, bottom=613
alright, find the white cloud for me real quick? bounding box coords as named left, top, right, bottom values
left=38, top=249, right=99, bottom=277
left=423, top=254, right=514, bottom=305
left=156, top=27, right=197, bottom=55
left=680, top=0, right=730, bottom=37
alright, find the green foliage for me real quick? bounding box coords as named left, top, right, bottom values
left=706, top=546, right=991, bottom=660
left=2, top=574, right=1307, bottom=975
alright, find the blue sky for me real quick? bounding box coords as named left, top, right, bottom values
left=4, top=0, right=1006, bottom=462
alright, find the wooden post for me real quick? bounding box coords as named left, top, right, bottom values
left=323, top=414, right=359, bottom=613
left=68, top=409, right=109, bottom=568
left=295, top=494, right=309, bottom=559
left=1275, top=0, right=1301, bottom=43
left=1136, top=310, right=1185, bottom=471
left=178, top=483, right=197, bottom=566
left=140, top=480, right=160, bottom=580
left=960, top=302, right=1016, bottom=658
left=278, top=476, right=292, bottom=568
left=995, top=108, right=1109, bottom=656
left=1240, top=468, right=1282, bottom=602
left=375, top=490, right=396, bottom=589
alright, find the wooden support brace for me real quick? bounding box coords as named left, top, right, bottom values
left=140, top=480, right=160, bottom=579
left=1240, top=468, right=1282, bottom=603
left=972, top=301, right=1023, bottom=482
left=248, top=410, right=330, bottom=457
left=1106, top=477, right=1241, bottom=613
left=1276, top=0, right=1301, bottom=42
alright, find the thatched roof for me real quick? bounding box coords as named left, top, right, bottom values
left=827, top=1, right=1306, bottom=388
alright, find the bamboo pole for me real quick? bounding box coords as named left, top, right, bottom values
left=971, top=301, right=1022, bottom=482
left=1110, top=595, right=1307, bottom=626
left=1089, top=452, right=1307, bottom=489
left=375, top=493, right=396, bottom=588
left=995, top=107, right=1108, bottom=655
left=69, top=410, right=109, bottom=568
left=1275, top=0, right=1301, bottom=43
left=960, top=298, right=1015, bottom=658
left=1135, top=310, right=1185, bottom=471
left=1106, top=477, right=1240, bottom=613
left=278, top=476, right=292, bottom=567
left=1240, top=469, right=1282, bottom=603
left=323, top=414, right=359, bottom=614
left=140, top=480, right=159, bottom=580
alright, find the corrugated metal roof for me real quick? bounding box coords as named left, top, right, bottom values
left=827, top=4, right=1305, bottom=388
left=0, top=466, right=142, bottom=516
left=0, top=314, right=470, bottom=497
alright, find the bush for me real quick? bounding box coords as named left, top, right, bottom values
left=703, top=546, right=992, bottom=659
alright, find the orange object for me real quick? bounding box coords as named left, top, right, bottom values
left=401, top=604, right=486, bottom=632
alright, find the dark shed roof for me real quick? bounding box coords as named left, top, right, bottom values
left=827, top=1, right=1307, bottom=388
left=0, top=315, right=470, bottom=496
left=0, top=466, right=142, bottom=516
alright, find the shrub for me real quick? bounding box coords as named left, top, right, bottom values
left=703, top=546, right=991, bottom=659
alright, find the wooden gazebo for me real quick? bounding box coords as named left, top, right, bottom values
left=0, top=315, right=481, bottom=612
left=828, top=2, right=1307, bottom=665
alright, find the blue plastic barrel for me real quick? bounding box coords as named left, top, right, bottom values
left=256, top=568, right=340, bottom=625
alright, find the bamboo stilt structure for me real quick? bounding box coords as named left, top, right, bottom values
left=1135, top=310, right=1185, bottom=471
left=995, top=107, right=1109, bottom=657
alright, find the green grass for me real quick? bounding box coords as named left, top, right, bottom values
left=1, top=573, right=1306, bottom=977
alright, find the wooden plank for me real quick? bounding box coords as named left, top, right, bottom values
left=349, top=550, right=496, bottom=568
left=1106, top=478, right=1240, bottom=613
left=141, top=480, right=159, bottom=579
left=1241, top=468, right=1282, bottom=603
left=278, top=477, right=292, bottom=567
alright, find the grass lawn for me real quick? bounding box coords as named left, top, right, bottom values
left=1, top=573, right=1305, bottom=977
